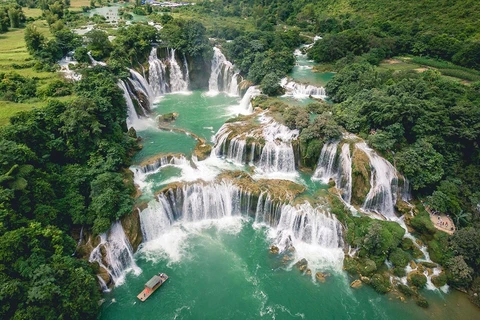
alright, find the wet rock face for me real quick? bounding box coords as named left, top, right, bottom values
left=351, top=148, right=371, bottom=206
left=350, top=279, right=362, bottom=288
left=315, top=272, right=330, bottom=283
left=98, top=266, right=112, bottom=287
left=157, top=112, right=179, bottom=123
left=269, top=245, right=280, bottom=254
left=121, top=209, right=143, bottom=252
left=194, top=142, right=212, bottom=161
left=295, top=258, right=308, bottom=272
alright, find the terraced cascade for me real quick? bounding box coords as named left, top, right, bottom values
left=96, top=47, right=467, bottom=320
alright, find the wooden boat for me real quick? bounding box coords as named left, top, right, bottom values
left=137, top=273, right=169, bottom=301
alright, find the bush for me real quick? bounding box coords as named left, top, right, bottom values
left=410, top=210, right=437, bottom=235
left=358, top=258, right=377, bottom=276
left=389, top=247, right=410, bottom=268
left=397, top=283, right=414, bottom=296
left=408, top=272, right=427, bottom=289
left=260, top=72, right=283, bottom=96
left=431, top=273, right=447, bottom=287
left=370, top=274, right=391, bottom=294
left=415, top=295, right=429, bottom=308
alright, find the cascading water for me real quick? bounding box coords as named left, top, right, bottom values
left=356, top=142, right=401, bottom=220
left=312, top=142, right=353, bottom=204
left=338, top=144, right=353, bottom=204
left=138, top=181, right=343, bottom=272
left=212, top=115, right=299, bottom=173
left=281, top=78, right=326, bottom=99
left=118, top=80, right=139, bottom=128
left=169, top=49, right=189, bottom=92
left=239, top=86, right=260, bottom=113
left=89, top=222, right=141, bottom=286
left=211, top=124, right=248, bottom=165
left=208, top=48, right=239, bottom=96
left=133, top=155, right=188, bottom=176
left=183, top=53, right=190, bottom=89
left=257, top=116, right=299, bottom=174
left=148, top=47, right=168, bottom=96
left=208, top=48, right=227, bottom=94
left=269, top=202, right=344, bottom=271
left=312, top=141, right=339, bottom=184
left=129, top=68, right=154, bottom=103
left=87, top=52, right=107, bottom=66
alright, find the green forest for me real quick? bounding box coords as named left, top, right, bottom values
left=0, top=0, right=479, bottom=318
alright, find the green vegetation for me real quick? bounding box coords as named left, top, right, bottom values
left=0, top=66, right=138, bottom=318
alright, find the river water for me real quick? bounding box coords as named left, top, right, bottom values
left=98, top=51, right=479, bottom=319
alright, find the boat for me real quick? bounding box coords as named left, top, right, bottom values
left=137, top=273, right=169, bottom=301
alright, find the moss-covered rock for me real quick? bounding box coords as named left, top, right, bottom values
left=431, top=272, right=447, bottom=287
left=121, top=209, right=143, bottom=252
left=351, top=147, right=371, bottom=206
left=415, top=295, right=429, bottom=308
left=343, top=256, right=359, bottom=275
left=389, top=247, right=410, bottom=268
left=396, top=283, right=415, bottom=297
left=358, top=258, right=377, bottom=276
left=351, top=279, right=362, bottom=288
left=370, top=273, right=391, bottom=294
left=157, top=112, right=179, bottom=123
left=401, top=237, right=414, bottom=250
left=407, top=271, right=427, bottom=289
left=194, top=142, right=212, bottom=161
left=295, top=258, right=308, bottom=272
left=393, top=267, right=407, bottom=277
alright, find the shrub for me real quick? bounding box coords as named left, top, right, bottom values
left=370, top=274, right=391, bottom=294
left=408, top=272, right=427, bottom=289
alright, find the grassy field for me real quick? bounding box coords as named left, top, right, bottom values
left=23, top=7, right=43, bottom=18
left=378, top=57, right=478, bottom=84
left=70, top=0, right=91, bottom=9
left=0, top=20, right=65, bottom=126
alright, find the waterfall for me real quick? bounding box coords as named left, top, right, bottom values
left=312, top=141, right=339, bottom=184
left=133, top=155, right=188, bottom=176
left=356, top=142, right=400, bottom=220
left=212, top=115, right=298, bottom=172
left=89, top=222, right=141, bottom=286
left=169, top=49, right=189, bottom=92
left=258, top=141, right=296, bottom=173
left=183, top=53, right=190, bottom=89
left=272, top=202, right=344, bottom=271
left=58, top=53, right=81, bottom=81
left=87, top=52, right=107, bottom=66
left=239, top=86, right=260, bottom=113
left=118, top=80, right=139, bottom=128
left=129, top=68, right=154, bottom=102
left=228, top=73, right=240, bottom=96
left=254, top=192, right=283, bottom=226
left=257, top=116, right=299, bottom=173
left=97, top=275, right=110, bottom=292
left=211, top=124, right=247, bottom=165
left=208, top=47, right=226, bottom=93
left=139, top=181, right=253, bottom=242
left=312, top=142, right=353, bottom=203
left=281, top=79, right=326, bottom=99
left=338, top=144, right=352, bottom=204
left=138, top=181, right=344, bottom=271
left=140, top=194, right=176, bottom=242
left=148, top=47, right=168, bottom=96
left=208, top=48, right=239, bottom=96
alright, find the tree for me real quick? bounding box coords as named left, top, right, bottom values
left=260, top=72, right=283, bottom=96
left=24, top=25, right=45, bottom=55
left=445, top=255, right=474, bottom=288
left=396, top=139, right=444, bottom=190
left=85, top=29, right=112, bottom=60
